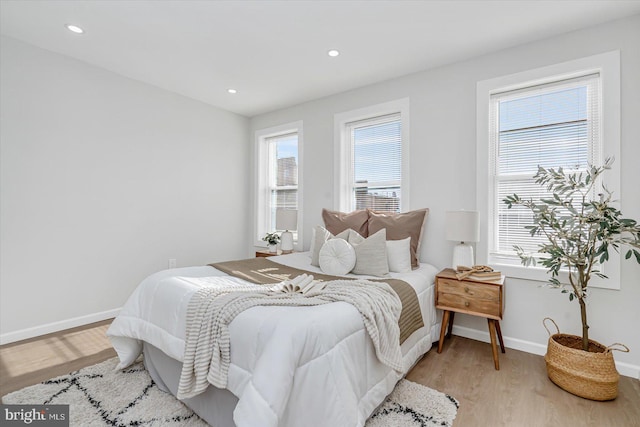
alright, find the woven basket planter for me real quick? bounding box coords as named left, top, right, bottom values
left=543, top=318, right=628, bottom=401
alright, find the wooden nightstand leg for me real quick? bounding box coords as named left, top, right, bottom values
left=437, top=310, right=451, bottom=353
left=487, top=319, right=500, bottom=370
left=446, top=312, right=455, bottom=338
left=495, top=320, right=505, bottom=353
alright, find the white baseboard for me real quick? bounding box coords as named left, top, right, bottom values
left=0, top=308, right=121, bottom=345
left=452, top=325, right=640, bottom=380
left=3, top=310, right=638, bottom=380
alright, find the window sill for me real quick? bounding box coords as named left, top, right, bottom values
left=489, top=260, right=620, bottom=290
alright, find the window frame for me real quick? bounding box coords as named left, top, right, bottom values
left=254, top=121, right=303, bottom=249
left=476, top=51, right=620, bottom=288
left=334, top=98, right=410, bottom=212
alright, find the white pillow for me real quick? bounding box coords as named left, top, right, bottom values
left=386, top=237, right=412, bottom=273
left=349, top=229, right=389, bottom=277
left=318, top=238, right=356, bottom=276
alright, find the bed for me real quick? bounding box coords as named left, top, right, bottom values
left=107, top=251, right=440, bottom=427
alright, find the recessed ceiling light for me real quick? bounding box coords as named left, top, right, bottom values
left=327, top=49, right=340, bottom=57
left=65, top=24, right=84, bottom=34
left=227, top=89, right=237, bottom=94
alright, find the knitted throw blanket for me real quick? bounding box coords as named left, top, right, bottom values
left=177, top=278, right=403, bottom=400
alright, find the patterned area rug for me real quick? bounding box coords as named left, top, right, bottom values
left=2, top=357, right=458, bottom=426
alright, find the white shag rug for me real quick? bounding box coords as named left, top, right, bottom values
left=2, top=357, right=458, bottom=427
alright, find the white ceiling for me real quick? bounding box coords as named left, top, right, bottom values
left=2, top=1, right=639, bottom=117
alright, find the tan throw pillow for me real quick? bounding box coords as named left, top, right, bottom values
left=367, top=208, right=429, bottom=269
left=322, top=208, right=369, bottom=237
left=349, top=229, right=389, bottom=277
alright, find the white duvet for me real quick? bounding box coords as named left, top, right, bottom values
left=107, top=252, right=439, bottom=427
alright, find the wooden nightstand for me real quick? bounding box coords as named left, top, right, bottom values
left=255, top=249, right=282, bottom=258
left=435, top=268, right=506, bottom=370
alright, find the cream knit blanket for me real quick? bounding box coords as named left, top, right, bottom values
left=177, top=277, right=403, bottom=400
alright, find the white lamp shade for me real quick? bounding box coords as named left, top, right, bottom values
left=276, top=209, right=298, bottom=231
left=446, top=210, right=479, bottom=243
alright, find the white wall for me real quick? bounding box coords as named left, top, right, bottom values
left=249, top=15, right=640, bottom=375
left=0, top=36, right=251, bottom=342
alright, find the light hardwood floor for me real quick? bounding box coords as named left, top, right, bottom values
left=0, top=320, right=116, bottom=397
left=1, top=320, right=639, bottom=426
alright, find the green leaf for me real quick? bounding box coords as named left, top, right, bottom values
left=569, top=293, right=574, bottom=301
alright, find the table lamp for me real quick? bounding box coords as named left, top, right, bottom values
left=446, top=210, right=480, bottom=270
left=276, top=209, right=298, bottom=254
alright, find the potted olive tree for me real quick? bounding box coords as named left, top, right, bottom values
left=504, top=158, right=640, bottom=400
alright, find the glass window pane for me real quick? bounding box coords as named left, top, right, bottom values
left=353, top=120, right=401, bottom=183
left=354, top=186, right=400, bottom=212
left=492, top=76, right=599, bottom=257
left=350, top=114, right=402, bottom=213
left=276, top=135, right=298, bottom=186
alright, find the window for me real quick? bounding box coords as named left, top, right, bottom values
left=255, top=122, right=302, bottom=247
left=492, top=74, right=601, bottom=257
left=477, top=51, right=620, bottom=287
left=335, top=99, right=409, bottom=213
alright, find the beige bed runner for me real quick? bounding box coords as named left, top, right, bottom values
left=209, top=257, right=424, bottom=344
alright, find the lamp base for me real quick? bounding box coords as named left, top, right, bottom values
left=452, top=243, right=474, bottom=270
left=280, top=231, right=294, bottom=254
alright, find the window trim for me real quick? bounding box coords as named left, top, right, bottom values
left=334, top=98, right=410, bottom=212
left=476, top=51, right=620, bottom=288
left=254, top=121, right=303, bottom=249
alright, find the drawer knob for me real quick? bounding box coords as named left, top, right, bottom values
left=464, top=286, right=474, bottom=295
left=465, top=301, right=470, bottom=307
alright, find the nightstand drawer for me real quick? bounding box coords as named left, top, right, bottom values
left=437, top=290, right=501, bottom=318
left=437, top=278, right=499, bottom=300
left=436, top=277, right=502, bottom=319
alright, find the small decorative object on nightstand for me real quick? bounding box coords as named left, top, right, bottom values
left=445, top=210, right=480, bottom=269
left=262, top=232, right=280, bottom=253
left=276, top=209, right=297, bottom=254
left=435, top=267, right=506, bottom=370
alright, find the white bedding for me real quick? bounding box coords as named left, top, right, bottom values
left=107, top=252, right=439, bottom=427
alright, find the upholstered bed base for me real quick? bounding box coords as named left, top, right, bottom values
left=144, top=342, right=237, bottom=427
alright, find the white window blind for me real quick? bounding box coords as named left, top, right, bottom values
left=347, top=113, right=402, bottom=212
left=490, top=73, right=601, bottom=257
left=266, top=132, right=298, bottom=234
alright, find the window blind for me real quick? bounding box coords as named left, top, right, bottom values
left=348, top=113, right=402, bottom=212
left=490, top=73, right=601, bottom=255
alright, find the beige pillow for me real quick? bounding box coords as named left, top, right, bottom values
left=310, top=226, right=350, bottom=266
left=367, top=208, right=429, bottom=269
left=322, top=208, right=369, bottom=237
left=349, top=229, right=389, bottom=277
left=333, top=229, right=351, bottom=241
left=311, top=226, right=331, bottom=266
